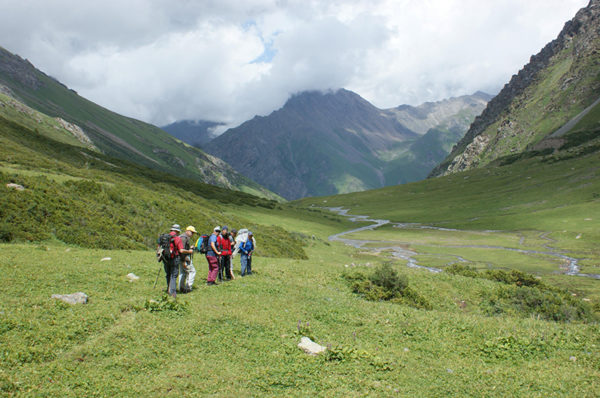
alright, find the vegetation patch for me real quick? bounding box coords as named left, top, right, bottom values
left=479, top=335, right=550, bottom=362
left=343, top=263, right=431, bottom=309
left=446, top=265, right=595, bottom=322
left=144, top=295, right=189, bottom=315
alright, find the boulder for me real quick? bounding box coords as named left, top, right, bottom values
left=6, top=183, right=24, bottom=191
left=298, top=337, right=326, bottom=356
left=100, top=257, right=111, bottom=261
left=126, top=273, right=140, bottom=282
left=52, top=292, right=88, bottom=305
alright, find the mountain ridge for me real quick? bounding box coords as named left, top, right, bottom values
left=205, top=89, right=489, bottom=199
left=0, top=46, right=280, bottom=200
left=430, top=0, right=600, bottom=177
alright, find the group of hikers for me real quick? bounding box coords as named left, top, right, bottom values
left=157, top=224, right=256, bottom=297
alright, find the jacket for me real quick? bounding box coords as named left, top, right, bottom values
left=217, top=234, right=232, bottom=256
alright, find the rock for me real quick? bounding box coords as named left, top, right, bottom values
left=576, top=234, right=582, bottom=240
left=100, top=257, right=111, bottom=261
left=52, top=292, right=88, bottom=305
left=6, top=183, right=24, bottom=191
left=584, top=218, right=592, bottom=221
left=583, top=298, right=591, bottom=302
left=403, top=347, right=410, bottom=352
left=446, top=368, right=454, bottom=374
left=126, top=273, right=139, bottom=282
left=569, top=356, right=577, bottom=362
left=298, top=337, right=326, bottom=356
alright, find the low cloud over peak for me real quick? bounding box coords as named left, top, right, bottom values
left=0, top=0, right=588, bottom=128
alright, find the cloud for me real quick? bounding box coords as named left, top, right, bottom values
left=0, top=0, right=589, bottom=128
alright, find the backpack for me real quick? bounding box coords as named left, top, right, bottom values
left=157, top=233, right=175, bottom=262
left=196, top=235, right=210, bottom=254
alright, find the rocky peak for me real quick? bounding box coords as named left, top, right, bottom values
left=0, top=46, right=44, bottom=90
left=430, top=0, right=600, bottom=177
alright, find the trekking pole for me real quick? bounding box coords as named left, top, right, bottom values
left=153, top=265, right=162, bottom=288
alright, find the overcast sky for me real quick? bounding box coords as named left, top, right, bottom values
left=0, top=0, right=589, bottom=129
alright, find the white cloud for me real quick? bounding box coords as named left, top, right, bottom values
left=0, top=0, right=589, bottom=128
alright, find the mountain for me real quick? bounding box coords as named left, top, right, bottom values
left=161, top=120, right=223, bottom=147
left=204, top=89, right=489, bottom=199
left=431, top=0, right=600, bottom=177
left=0, top=46, right=279, bottom=200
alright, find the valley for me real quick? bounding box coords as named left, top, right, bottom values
left=1, top=0, right=600, bottom=396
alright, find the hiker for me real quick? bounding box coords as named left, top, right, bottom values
left=157, top=224, right=185, bottom=297
left=229, top=229, right=237, bottom=280
left=240, top=231, right=254, bottom=276
left=217, top=226, right=233, bottom=281
left=206, top=226, right=221, bottom=285
left=178, top=226, right=197, bottom=293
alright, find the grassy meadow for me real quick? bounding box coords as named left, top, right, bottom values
left=1, top=76, right=599, bottom=395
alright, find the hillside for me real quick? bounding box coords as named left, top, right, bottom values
left=431, top=0, right=600, bottom=177
left=205, top=89, right=488, bottom=199
left=0, top=96, right=299, bottom=256
left=2, top=108, right=600, bottom=395
left=161, top=119, right=223, bottom=147
left=0, top=46, right=279, bottom=200
left=2, top=69, right=600, bottom=395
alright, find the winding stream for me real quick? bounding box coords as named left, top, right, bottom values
left=327, top=207, right=600, bottom=280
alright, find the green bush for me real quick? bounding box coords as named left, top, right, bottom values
left=343, top=263, right=431, bottom=309
left=483, top=269, right=543, bottom=288
left=445, top=263, right=479, bottom=278
left=480, top=285, right=595, bottom=323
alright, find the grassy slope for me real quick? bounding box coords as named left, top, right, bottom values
left=1, top=217, right=599, bottom=396
left=1, top=118, right=599, bottom=395
left=0, top=49, right=279, bottom=201
left=0, top=114, right=300, bottom=258
left=438, top=35, right=600, bottom=174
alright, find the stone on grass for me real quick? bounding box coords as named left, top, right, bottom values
left=569, top=356, right=577, bottom=362
left=100, top=257, right=111, bottom=261
left=52, top=292, right=88, bottom=305
left=126, top=273, right=140, bottom=282
left=6, top=183, right=24, bottom=191
left=298, top=337, right=326, bottom=356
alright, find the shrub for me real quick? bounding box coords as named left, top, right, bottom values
left=445, top=263, right=479, bottom=278
left=370, top=263, right=409, bottom=294
left=343, top=263, right=431, bottom=309
left=480, top=285, right=595, bottom=323
left=483, top=269, right=543, bottom=288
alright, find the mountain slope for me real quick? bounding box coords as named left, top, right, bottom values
left=161, top=120, right=223, bottom=147
left=431, top=0, right=600, bottom=177
left=0, top=98, right=303, bottom=256
left=205, top=89, right=488, bottom=199
left=0, top=46, right=279, bottom=200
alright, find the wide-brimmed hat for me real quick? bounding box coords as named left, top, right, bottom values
left=171, top=224, right=181, bottom=232
left=186, top=226, right=197, bottom=234
left=213, top=226, right=221, bottom=232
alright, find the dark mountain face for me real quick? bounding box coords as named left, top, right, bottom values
left=205, top=89, right=489, bottom=199
left=431, top=0, right=600, bottom=177
left=161, top=120, right=223, bottom=147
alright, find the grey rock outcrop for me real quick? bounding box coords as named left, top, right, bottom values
left=298, top=337, right=327, bottom=355
left=52, top=292, right=88, bottom=305
left=6, top=183, right=24, bottom=191
left=126, top=273, right=140, bottom=282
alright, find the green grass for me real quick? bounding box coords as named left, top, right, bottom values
left=0, top=114, right=303, bottom=258
left=1, top=235, right=599, bottom=396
